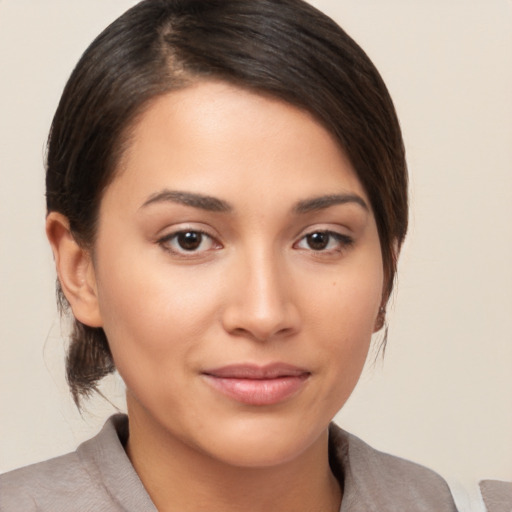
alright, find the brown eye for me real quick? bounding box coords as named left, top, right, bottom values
left=159, top=229, right=219, bottom=255
left=177, top=231, right=203, bottom=251
left=295, top=230, right=354, bottom=253
left=306, top=232, right=330, bottom=250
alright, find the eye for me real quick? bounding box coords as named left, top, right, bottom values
left=158, top=229, right=219, bottom=255
left=295, top=231, right=353, bottom=252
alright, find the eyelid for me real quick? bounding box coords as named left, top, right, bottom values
left=155, top=221, right=220, bottom=243
left=293, top=223, right=354, bottom=241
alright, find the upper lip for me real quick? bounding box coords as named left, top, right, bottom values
left=202, top=363, right=310, bottom=379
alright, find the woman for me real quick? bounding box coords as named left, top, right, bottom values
left=0, top=0, right=458, bottom=510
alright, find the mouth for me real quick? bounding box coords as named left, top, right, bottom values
left=201, top=363, right=311, bottom=406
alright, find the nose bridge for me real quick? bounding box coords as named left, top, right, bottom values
left=223, top=242, right=298, bottom=341
left=247, top=245, right=284, bottom=313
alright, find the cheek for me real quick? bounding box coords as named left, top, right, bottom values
left=305, top=253, right=383, bottom=335
left=303, top=255, right=383, bottom=384
left=93, top=248, right=225, bottom=373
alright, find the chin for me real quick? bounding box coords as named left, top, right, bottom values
left=194, top=413, right=330, bottom=469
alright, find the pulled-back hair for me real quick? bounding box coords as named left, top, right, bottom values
left=46, top=0, right=408, bottom=406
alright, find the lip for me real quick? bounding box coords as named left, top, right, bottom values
left=201, top=363, right=310, bottom=406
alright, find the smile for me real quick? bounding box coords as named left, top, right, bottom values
left=202, top=363, right=311, bottom=406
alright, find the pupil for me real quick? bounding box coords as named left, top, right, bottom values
left=178, top=232, right=202, bottom=250
left=307, top=232, right=328, bottom=250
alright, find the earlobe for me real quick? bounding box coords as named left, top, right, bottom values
left=46, top=212, right=103, bottom=327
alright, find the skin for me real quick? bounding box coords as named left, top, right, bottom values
left=48, top=81, right=385, bottom=512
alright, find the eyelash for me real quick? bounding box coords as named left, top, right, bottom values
left=294, top=230, right=354, bottom=254
left=157, top=229, right=353, bottom=257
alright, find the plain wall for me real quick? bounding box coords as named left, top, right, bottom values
left=1, top=0, right=511, bottom=501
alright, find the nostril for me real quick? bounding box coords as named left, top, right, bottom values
left=223, top=306, right=300, bottom=342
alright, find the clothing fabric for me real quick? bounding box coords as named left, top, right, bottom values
left=0, top=414, right=458, bottom=511
left=479, top=480, right=512, bottom=512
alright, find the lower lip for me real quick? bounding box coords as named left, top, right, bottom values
left=202, top=374, right=309, bottom=406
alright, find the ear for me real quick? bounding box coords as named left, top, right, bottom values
left=372, top=306, right=385, bottom=333
left=374, top=237, right=402, bottom=333
left=46, top=212, right=103, bottom=327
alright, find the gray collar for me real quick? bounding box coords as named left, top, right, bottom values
left=78, top=414, right=456, bottom=512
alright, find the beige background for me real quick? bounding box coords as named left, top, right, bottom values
left=1, top=0, right=511, bottom=505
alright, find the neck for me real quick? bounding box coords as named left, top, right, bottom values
left=125, top=406, right=341, bottom=512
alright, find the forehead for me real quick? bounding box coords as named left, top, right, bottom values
left=109, top=80, right=368, bottom=212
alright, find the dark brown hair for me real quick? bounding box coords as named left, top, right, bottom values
left=46, top=0, right=408, bottom=405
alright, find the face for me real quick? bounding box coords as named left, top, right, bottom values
left=90, top=81, right=383, bottom=468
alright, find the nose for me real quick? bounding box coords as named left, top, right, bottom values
left=221, top=249, right=301, bottom=342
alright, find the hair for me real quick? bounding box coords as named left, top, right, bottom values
left=46, top=0, right=408, bottom=406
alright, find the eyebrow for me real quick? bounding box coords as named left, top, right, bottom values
left=141, top=190, right=232, bottom=212
left=140, top=189, right=367, bottom=215
left=293, top=194, right=368, bottom=214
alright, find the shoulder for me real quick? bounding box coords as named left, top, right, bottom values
left=0, top=451, right=105, bottom=512
left=329, top=424, right=458, bottom=511
left=0, top=415, right=130, bottom=512
left=479, top=479, right=512, bottom=512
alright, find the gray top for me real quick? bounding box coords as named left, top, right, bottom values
left=0, top=414, right=457, bottom=511
left=479, top=480, right=512, bottom=512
